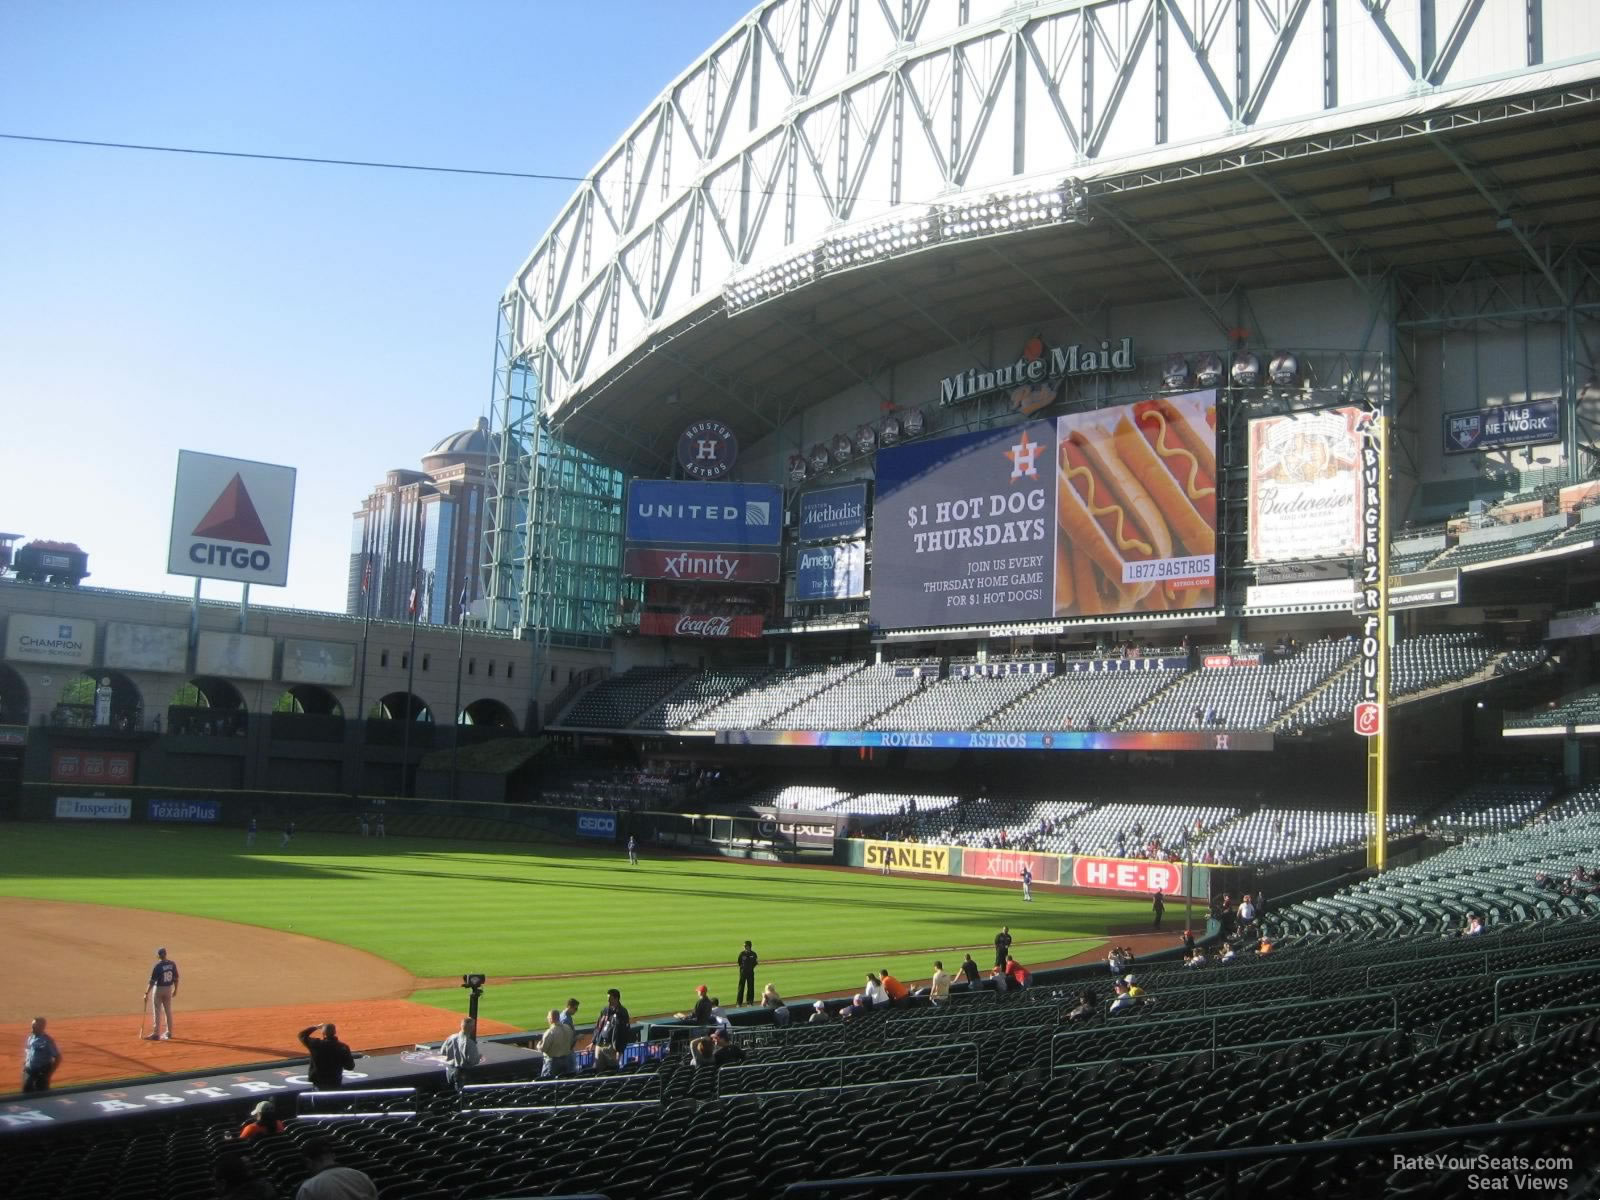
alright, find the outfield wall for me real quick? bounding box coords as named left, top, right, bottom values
left=847, top=837, right=1210, bottom=902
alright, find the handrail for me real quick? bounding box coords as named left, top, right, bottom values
left=716, top=1041, right=979, bottom=1097
left=1492, top=962, right=1600, bottom=1023
left=781, top=1112, right=1599, bottom=1196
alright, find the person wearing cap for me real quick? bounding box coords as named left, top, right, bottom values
left=708, top=1003, right=733, bottom=1035
left=22, top=1017, right=61, bottom=1092
left=144, top=947, right=179, bottom=1040
left=677, top=984, right=714, bottom=1025
left=709, top=1026, right=744, bottom=1066
left=237, top=1099, right=285, bottom=1141
left=809, top=1000, right=834, bottom=1024
left=736, top=939, right=759, bottom=1006
left=296, top=1136, right=377, bottom=1200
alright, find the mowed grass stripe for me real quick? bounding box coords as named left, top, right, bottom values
left=0, top=823, right=1149, bottom=1014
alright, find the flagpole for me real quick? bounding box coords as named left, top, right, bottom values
left=354, top=556, right=373, bottom=799
left=400, top=570, right=422, bottom=798
left=450, top=589, right=467, bottom=805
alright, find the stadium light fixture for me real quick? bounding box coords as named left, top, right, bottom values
left=722, top=247, right=822, bottom=314
left=941, top=178, right=1088, bottom=242
left=819, top=209, right=937, bottom=275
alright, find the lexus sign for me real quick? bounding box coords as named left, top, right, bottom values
left=167, top=450, right=297, bottom=587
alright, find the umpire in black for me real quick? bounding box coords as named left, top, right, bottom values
left=736, top=940, right=759, bottom=1006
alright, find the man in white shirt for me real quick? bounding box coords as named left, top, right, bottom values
left=929, top=960, right=953, bottom=1006
left=536, top=1009, right=576, bottom=1078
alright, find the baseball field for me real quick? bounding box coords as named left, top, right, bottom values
left=0, top=821, right=1162, bottom=1089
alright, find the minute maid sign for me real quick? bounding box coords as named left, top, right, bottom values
left=938, top=336, right=1135, bottom=407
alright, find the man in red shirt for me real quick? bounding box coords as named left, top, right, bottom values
left=1003, top=956, right=1029, bottom=990
left=879, top=968, right=910, bottom=1006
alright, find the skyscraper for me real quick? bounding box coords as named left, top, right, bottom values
left=347, top=419, right=496, bottom=625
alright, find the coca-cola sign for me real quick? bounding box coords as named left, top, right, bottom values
left=639, top=612, right=764, bottom=638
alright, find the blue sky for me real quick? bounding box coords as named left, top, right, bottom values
left=0, top=0, right=754, bottom=612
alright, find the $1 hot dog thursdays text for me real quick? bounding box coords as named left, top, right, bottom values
left=905, top=490, right=1047, bottom=552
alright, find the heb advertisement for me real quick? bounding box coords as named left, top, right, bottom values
left=51, top=749, right=135, bottom=784
left=798, top=482, right=869, bottom=542
left=639, top=613, right=764, bottom=638
left=963, top=848, right=1062, bottom=885
left=794, top=541, right=866, bottom=600
left=863, top=839, right=951, bottom=874
left=1071, top=856, right=1202, bottom=899
left=870, top=393, right=1217, bottom=630
left=623, top=547, right=781, bottom=583
left=148, top=798, right=221, bottom=823
left=54, top=796, right=132, bottom=820
left=625, top=481, right=782, bottom=546
left=1445, top=399, right=1560, bottom=454
left=1248, top=408, right=1363, bottom=563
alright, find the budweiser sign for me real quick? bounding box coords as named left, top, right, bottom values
left=640, top=612, right=764, bottom=638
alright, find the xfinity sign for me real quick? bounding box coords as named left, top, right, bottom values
left=167, top=450, right=297, bottom=587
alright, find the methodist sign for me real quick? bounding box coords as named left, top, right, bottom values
left=797, top=483, right=868, bottom=542
left=167, top=450, right=297, bottom=587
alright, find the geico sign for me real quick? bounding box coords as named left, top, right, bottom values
left=190, top=543, right=272, bottom=572
left=1072, top=857, right=1182, bottom=894
left=577, top=815, right=615, bottom=833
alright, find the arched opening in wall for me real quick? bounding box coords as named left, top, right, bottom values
left=269, top=684, right=345, bottom=743
left=272, top=685, right=343, bottom=716
left=0, top=663, right=30, bottom=725
left=461, top=698, right=517, bottom=730
left=55, top=671, right=144, bottom=730
left=373, top=692, right=432, bottom=722
left=169, top=676, right=248, bottom=737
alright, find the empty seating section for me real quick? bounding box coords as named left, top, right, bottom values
left=1121, top=639, right=1356, bottom=731
left=742, top=783, right=853, bottom=811
left=1426, top=783, right=1557, bottom=835
left=634, top=670, right=770, bottom=730
left=935, top=796, right=1097, bottom=852
left=692, top=662, right=862, bottom=729
left=1540, top=786, right=1600, bottom=822
left=766, top=663, right=930, bottom=730
left=1054, top=801, right=1238, bottom=857
left=867, top=672, right=1043, bottom=730
left=839, top=790, right=963, bottom=818
left=1389, top=632, right=1495, bottom=697
left=1431, top=532, right=1551, bottom=568
left=981, top=669, right=1181, bottom=731
left=1275, top=658, right=1359, bottom=733
left=1218, top=807, right=1419, bottom=865
left=559, top=665, right=693, bottom=727
left=1507, top=685, right=1600, bottom=729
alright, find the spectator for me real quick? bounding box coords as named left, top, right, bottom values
left=1066, top=989, right=1097, bottom=1022
left=439, top=1017, right=481, bottom=1090
left=1181, top=929, right=1196, bottom=956
left=879, top=968, right=909, bottom=1007
left=296, top=1137, right=377, bottom=1200
left=297, top=1022, right=355, bottom=1091
left=214, top=1151, right=276, bottom=1200
left=1002, top=956, right=1029, bottom=990
left=559, top=998, right=580, bottom=1028
left=1108, top=982, right=1136, bottom=1014
left=761, top=983, right=790, bottom=1026
left=809, top=1000, right=834, bottom=1024
left=237, top=1099, right=284, bottom=1141
left=959, top=954, right=981, bottom=987
left=1237, top=893, right=1257, bottom=931
left=709, top=1028, right=745, bottom=1066
left=929, top=961, right=953, bottom=1007
left=1463, top=912, right=1485, bottom=937
left=708, top=1004, right=733, bottom=1035
left=21, top=1017, right=60, bottom=1093
left=536, top=1009, right=576, bottom=1079
left=863, top=973, right=889, bottom=1010
left=679, top=984, right=714, bottom=1025
left=592, top=988, right=631, bottom=1069
left=688, top=1034, right=716, bottom=1067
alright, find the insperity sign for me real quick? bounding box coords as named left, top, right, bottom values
left=167, top=451, right=297, bottom=587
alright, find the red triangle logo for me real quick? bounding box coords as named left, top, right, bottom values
left=192, top=474, right=271, bottom=545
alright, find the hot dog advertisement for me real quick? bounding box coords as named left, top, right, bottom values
left=1054, top=391, right=1217, bottom=616
left=868, top=392, right=1218, bottom=630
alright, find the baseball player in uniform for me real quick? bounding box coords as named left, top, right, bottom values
left=145, top=947, right=179, bottom=1040
left=627, top=835, right=638, bottom=867
left=1020, top=865, right=1033, bottom=902
left=246, top=817, right=257, bottom=849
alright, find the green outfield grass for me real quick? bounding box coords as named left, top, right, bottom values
left=0, top=822, right=1155, bottom=1030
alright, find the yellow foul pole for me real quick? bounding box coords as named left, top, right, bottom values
left=1358, top=409, right=1390, bottom=870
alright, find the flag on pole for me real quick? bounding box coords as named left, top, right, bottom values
left=407, top=586, right=418, bottom=617
left=361, top=558, right=372, bottom=594
left=458, top=586, right=470, bottom=624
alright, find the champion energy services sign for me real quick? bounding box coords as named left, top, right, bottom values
left=167, top=450, right=297, bottom=587
left=5, top=615, right=95, bottom=666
